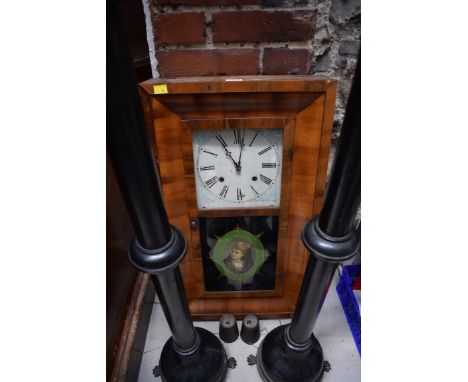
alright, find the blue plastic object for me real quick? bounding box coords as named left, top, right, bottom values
left=336, top=264, right=361, bottom=355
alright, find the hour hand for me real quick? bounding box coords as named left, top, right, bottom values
left=227, top=148, right=242, bottom=172
left=225, top=150, right=238, bottom=167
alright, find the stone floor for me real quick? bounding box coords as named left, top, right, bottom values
left=138, top=272, right=360, bottom=382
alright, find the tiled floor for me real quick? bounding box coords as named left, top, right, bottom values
left=138, top=273, right=360, bottom=381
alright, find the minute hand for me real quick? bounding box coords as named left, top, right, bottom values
left=237, top=144, right=245, bottom=166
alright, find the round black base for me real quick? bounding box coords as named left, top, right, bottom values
left=257, top=325, right=324, bottom=382
left=160, top=327, right=227, bottom=382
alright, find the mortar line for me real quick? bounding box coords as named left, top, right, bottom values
left=258, top=46, right=265, bottom=74
left=154, top=6, right=316, bottom=14
left=205, top=11, right=213, bottom=48
left=155, top=41, right=315, bottom=51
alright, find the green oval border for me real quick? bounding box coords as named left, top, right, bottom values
left=212, top=229, right=265, bottom=282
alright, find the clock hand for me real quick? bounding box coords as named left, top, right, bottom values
left=217, top=134, right=239, bottom=168
left=224, top=148, right=239, bottom=168
left=237, top=144, right=244, bottom=169
left=236, top=130, right=245, bottom=171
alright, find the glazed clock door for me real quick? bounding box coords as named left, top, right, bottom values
left=191, top=127, right=285, bottom=293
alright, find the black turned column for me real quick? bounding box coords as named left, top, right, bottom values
left=107, top=1, right=227, bottom=381
left=257, top=58, right=361, bottom=382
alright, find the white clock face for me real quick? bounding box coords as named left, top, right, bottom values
left=192, top=128, right=283, bottom=210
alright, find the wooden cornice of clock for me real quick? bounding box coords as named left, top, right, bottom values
left=139, top=76, right=336, bottom=319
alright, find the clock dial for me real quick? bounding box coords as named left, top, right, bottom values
left=193, top=128, right=283, bottom=210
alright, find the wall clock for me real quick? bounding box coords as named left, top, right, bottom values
left=139, top=76, right=336, bottom=319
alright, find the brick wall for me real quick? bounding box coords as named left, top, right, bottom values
left=146, top=0, right=360, bottom=132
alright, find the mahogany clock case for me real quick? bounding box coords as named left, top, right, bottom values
left=139, top=76, right=336, bottom=319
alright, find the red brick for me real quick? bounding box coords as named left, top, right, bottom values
left=213, top=11, right=315, bottom=43
left=262, top=48, right=312, bottom=75
left=154, top=0, right=259, bottom=5
left=153, top=13, right=205, bottom=44
left=156, top=49, right=259, bottom=77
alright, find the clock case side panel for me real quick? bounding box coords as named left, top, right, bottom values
left=139, top=88, right=158, bottom=168
left=282, top=92, right=334, bottom=306
left=312, top=82, right=337, bottom=217
left=181, top=118, right=295, bottom=301
left=141, top=93, right=198, bottom=303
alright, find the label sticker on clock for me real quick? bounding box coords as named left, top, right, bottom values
left=153, top=84, right=168, bottom=94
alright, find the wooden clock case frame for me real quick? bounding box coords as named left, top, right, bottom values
left=139, top=76, right=336, bottom=319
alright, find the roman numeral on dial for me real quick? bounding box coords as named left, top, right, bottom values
left=237, top=188, right=245, bottom=201
left=262, top=163, right=276, bottom=168
left=233, top=129, right=244, bottom=145
left=202, top=149, right=217, bottom=157
left=215, top=135, right=228, bottom=148
left=258, top=146, right=272, bottom=155
left=260, top=174, right=272, bottom=185
left=205, top=176, right=219, bottom=188
left=249, top=133, right=258, bottom=147
left=219, top=185, right=229, bottom=198
left=200, top=165, right=215, bottom=171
